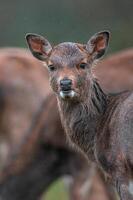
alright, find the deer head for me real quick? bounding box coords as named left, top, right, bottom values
left=26, top=31, right=110, bottom=102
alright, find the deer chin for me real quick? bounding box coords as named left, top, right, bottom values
left=59, top=90, right=76, bottom=100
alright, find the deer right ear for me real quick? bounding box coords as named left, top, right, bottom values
left=86, top=31, right=110, bottom=59
left=25, top=33, right=52, bottom=61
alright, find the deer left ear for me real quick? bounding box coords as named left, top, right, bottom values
left=26, top=33, right=52, bottom=61
left=86, top=31, right=110, bottom=59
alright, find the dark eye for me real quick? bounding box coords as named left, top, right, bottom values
left=79, top=63, right=87, bottom=69
left=48, top=64, right=56, bottom=72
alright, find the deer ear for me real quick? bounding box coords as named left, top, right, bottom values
left=25, top=33, right=52, bottom=61
left=86, top=31, right=110, bottom=59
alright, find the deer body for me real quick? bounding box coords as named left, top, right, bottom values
left=58, top=75, right=133, bottom=174
left=57, top=76, right=133, bottom=200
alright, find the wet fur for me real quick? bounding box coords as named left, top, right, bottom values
left=58, top=76, right=133, bottom=200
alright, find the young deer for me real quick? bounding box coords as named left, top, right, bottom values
left=26, top=31, right=133, bottom=200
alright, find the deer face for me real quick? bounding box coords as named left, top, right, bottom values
left=26, top=31, right=110, bottom=102
left=46, top=42, right=91, bottom=101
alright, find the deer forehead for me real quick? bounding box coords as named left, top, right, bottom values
left=49, top=42, right=88, bottom=66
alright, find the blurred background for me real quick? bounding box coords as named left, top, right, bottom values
left=0, top=0, right=133, bottom=53
left=0, top=0, right=133, bottom=199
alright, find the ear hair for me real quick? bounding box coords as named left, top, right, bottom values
left=86, top=31, right=110, bottom=59
left=25, top=33, right=52, bottom=61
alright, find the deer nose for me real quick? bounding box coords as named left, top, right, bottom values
left=60, top=79, right=72, bottom=91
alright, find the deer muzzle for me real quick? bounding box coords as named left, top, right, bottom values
left=59, top=78, right=76, bottom=99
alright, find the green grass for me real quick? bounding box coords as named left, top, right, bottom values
left=44, top=179, right=69, bottom=200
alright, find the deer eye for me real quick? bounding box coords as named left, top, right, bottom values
left=48, top=64, right=56, bottom=72
left=79, top=63, right=87, bottom=69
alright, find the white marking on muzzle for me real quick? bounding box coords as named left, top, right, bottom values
left=129, top=181, right=133, bottom=195
left=60, top=90, right=76, bottom=99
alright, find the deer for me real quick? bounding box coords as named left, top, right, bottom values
left=0, top=48, right=114, bottom=200
left=94, top=48, right=133, bottom=93
left=26, top=31, right=133, bottom=200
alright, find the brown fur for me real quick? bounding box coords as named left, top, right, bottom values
left=95, top=48, right=133, bottom=93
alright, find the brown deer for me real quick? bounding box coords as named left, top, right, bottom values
left=0, top=48, right=113, bottom=200
left=26, top=31, right=133, bottom=200
left=95, top=48, right=133, bottom=93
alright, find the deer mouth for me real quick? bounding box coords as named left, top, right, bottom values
left=59, top=90, right=76, bottom=99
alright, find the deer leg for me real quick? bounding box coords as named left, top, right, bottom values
left=115, top=179, right=133, bottom=200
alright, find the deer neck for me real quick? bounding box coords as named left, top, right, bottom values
left=57, top=79, right=107, bottom=161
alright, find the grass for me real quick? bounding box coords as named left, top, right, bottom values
left=44, top=179, right=69, bottom=200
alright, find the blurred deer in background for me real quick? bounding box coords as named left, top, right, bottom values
left=27, top=31, right=133, bottom=200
